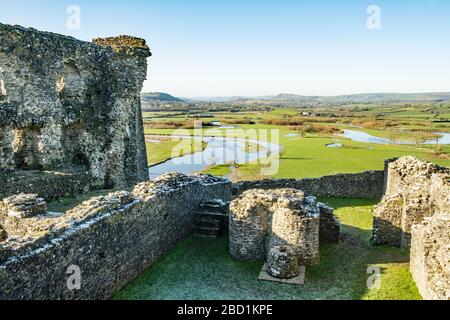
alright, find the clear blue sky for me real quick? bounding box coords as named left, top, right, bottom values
left=1, top=0, right=450, bottom=97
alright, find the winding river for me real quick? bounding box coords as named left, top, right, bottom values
left=148, top=129, right=449, bottom=179
left=341, top=129, right=450, bottom=145
left=148, top=136, right=281, bottom=180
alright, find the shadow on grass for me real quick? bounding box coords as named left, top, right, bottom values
left=318, top=197, right=419, bottom=300
left=113, top=197, right=420, bottom=300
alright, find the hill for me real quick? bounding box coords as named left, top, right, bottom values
left=141, top=92, right=184, bottom=103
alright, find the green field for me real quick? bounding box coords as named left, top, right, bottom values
left=113, top=197, right=420, bottom=300
left=145, top=127, right=449, bottom=180
left=133, top=107, right=448, bottom=300
left=144, top=106, right=450, bottom=181
left=146, top=137, right=206, bottom=166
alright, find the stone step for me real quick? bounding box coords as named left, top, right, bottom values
left=194, top=226, right=220, bottom=238
left=195, top=219, right=220, bottom=229
left=193, top=200, right=230, bottom=239
left=193, top=211, right=229, bottom=219
left=201, top=199, right=228, bottom=207
left=199, top=200, right=230, bottom=214
left=194, top=233, right=219, bottom=239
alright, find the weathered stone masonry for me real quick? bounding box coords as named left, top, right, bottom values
left=0, top=173, right=232, bottom=300
left=0, top=23, right=150, bottom=192
left=410, top=212, right=449, bottom=300
left=372, top=157, right=449, bottom=300
left=229, top=188, right=340, bottom=279
left=372, top=157, right=449, bottom=248
left=233, top=170, right=385, bottom=199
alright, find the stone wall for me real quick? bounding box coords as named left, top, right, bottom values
left=229, top=189, right=340, bottom=268
left=371, top=156, right=449, bottom=248
left=0, top=173, right=232, bottom=300
left=0, top=23, right=150, bottom=190
left=233, top=170, right=384, bottom=199
left=371, top=156, right=449, bottom=300
left=0, top=168, right=87, bottom=201
left=410, top=212, right=449, bottom=300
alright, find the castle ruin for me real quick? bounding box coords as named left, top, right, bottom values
left=371, top=157, right=449, bottom=299
left=230, top=188, right=340, bottom=282
left=0, top=23, right=448, bottom=300
left=0, top=23, right=150, bottom=194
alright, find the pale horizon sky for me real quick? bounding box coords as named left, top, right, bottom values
left=1, top=0, right=450, bottom=97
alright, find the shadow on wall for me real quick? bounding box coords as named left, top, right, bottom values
left=370, top=218, right=404, bottom=248
left=12, top=126, right=44, bottom=170
left=313, top=197, right=417, bottom=300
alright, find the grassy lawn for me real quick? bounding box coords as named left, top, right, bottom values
left=143, top=115, right=450, bottom=181
left=146, top=137, right=206, bottom=166
left=113, top=198, right=420, bottom=300
left=200, top=126, right=450, bottom=179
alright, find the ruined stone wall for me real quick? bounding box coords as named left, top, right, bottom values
left=0, top=173, right=232, bottom=300
left=233, top=170, right=384, bottom=199
left=229, top=189, right=340, bottom=267
left=372, top=156, right=449, bottom=248
left=371, top=156, right=449, bottom=300
left=0, top=168, right=87, bottom=201
left=0, top=23, right=150, bottom=190
left=410, top=212, right=450, bottom=300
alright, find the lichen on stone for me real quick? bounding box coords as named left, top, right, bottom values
left=229, top=188, right=340, bottom=272
left=0, top=22, right=151, bottom=191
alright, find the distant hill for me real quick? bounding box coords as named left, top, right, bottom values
left=140, top=92, right=450, bottom=111
left=189, top=92, right=450, bottom=105
left=141, top=92, right=184, bottom=103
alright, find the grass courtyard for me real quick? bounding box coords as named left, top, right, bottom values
left=113, top=198, right=420, bottom=300
left=114, top=107, right=445, bottom=300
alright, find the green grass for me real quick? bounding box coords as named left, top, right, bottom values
left=113, top=198, right=421, bottom=300
left=143, top=112, right=450, bottom=181
left=146, top=138, right=206, bottom=166
left=201, top=126, right=450, bottom=179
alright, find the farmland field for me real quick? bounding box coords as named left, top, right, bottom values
left=143, top=106, right=450, bottom=181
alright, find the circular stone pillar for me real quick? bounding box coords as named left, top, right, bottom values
left=267, top=245, right=300, bottom=279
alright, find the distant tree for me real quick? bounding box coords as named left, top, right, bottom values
left=388, top=132, right=399, bottom=146
left=412, top=133, right=427, bottom=148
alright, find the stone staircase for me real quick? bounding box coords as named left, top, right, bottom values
left=193, top=199, right=230, bottom=239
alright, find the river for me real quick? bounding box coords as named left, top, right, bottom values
left=148, top=136, right=281, bottom=180
left=340, top=129, right=450, bottom=145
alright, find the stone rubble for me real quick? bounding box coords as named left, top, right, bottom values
left=1, top=193, right=47, bottom=218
